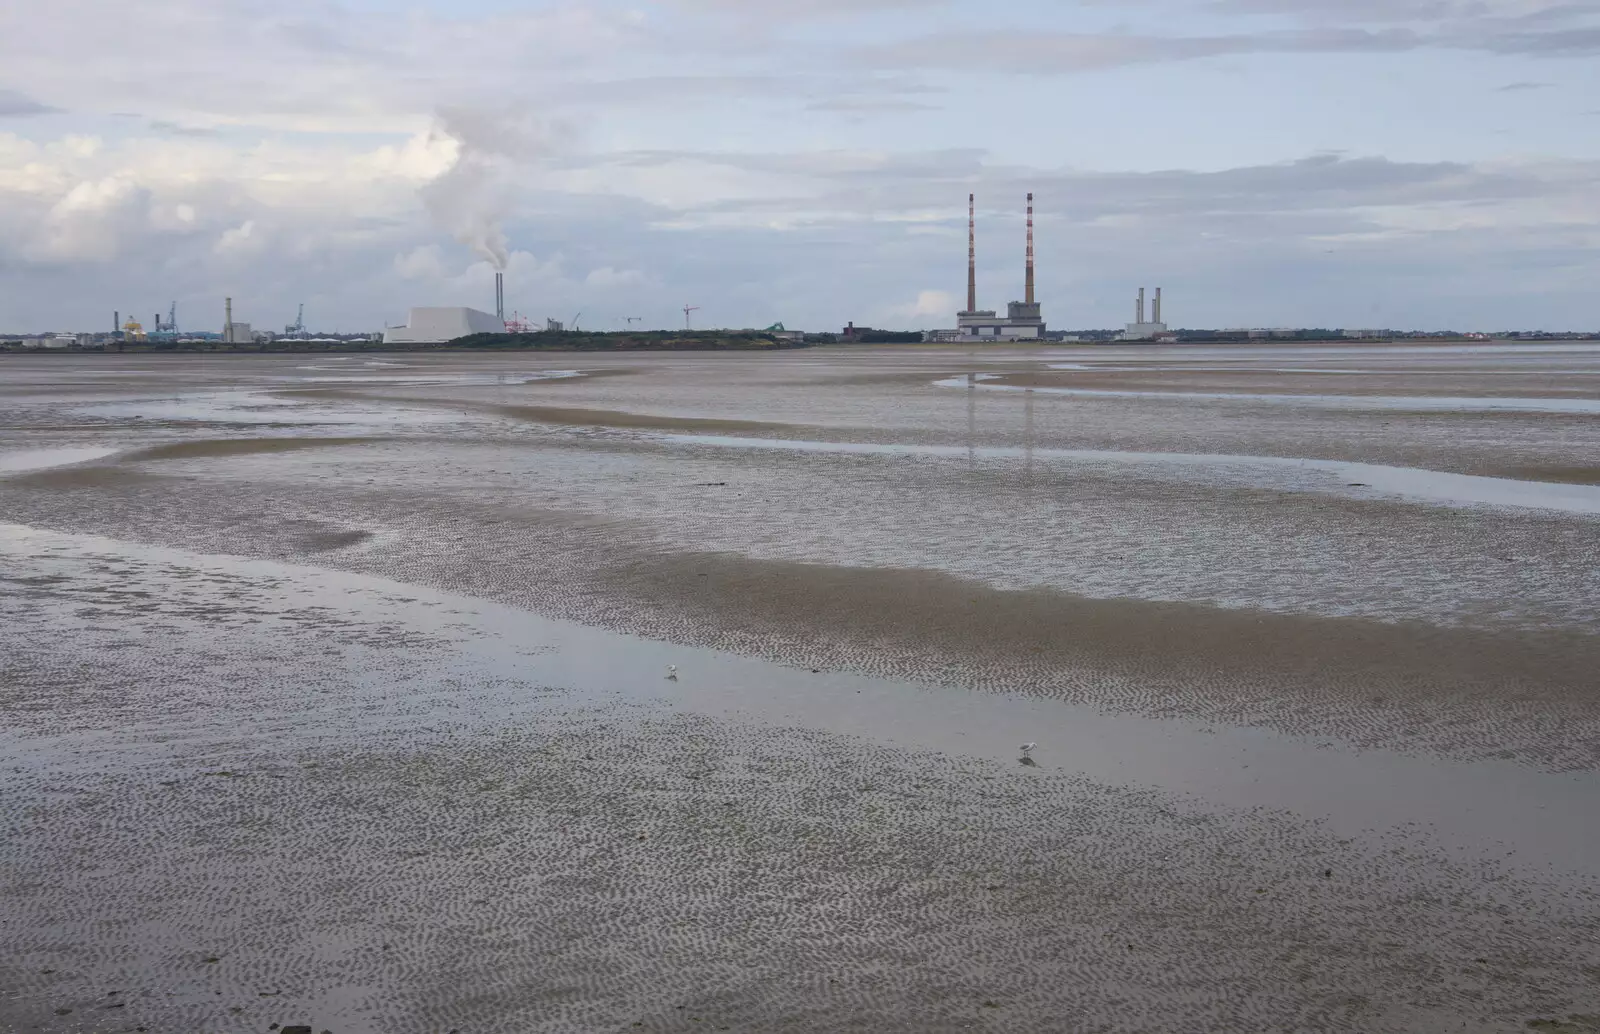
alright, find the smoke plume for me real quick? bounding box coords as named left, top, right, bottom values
left=421, top=106, right=567, bottom=271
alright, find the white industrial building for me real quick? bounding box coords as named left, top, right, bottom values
left=1120, top=287, right=1170, bottom=341
left=383, top=307, right=506, bottom=346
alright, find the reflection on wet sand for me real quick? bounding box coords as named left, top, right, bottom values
left=2, top=345, right=1598, bottom=1033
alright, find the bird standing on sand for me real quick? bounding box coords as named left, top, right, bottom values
left=666, top=665, right=678, bottom=681
left=1019, top=742, right=1036, bottom=756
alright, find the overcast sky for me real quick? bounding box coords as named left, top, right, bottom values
left=2, top=0, right=1598, bottom=333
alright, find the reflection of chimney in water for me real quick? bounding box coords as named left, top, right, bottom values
left=1024, top=387, right=1034, bottom=493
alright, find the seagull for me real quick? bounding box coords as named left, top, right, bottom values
left=1019, top=742, right=1036, bottom=756
left=666, top=665, right=678, bottom=681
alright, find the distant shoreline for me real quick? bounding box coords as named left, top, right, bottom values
left=5, top=335, right=1596, bottom=356
left=1, top=331, right=813, bottom=355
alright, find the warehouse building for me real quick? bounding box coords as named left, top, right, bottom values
left=383, top=307, right=506, bottom=345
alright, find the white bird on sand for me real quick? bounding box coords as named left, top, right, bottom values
left=666, top=665, right=678, bottom=681
left=1019, top=742, right=1036, bottom=756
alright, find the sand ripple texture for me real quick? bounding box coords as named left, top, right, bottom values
left=3, top=347, right=1600, bottom=1032
left=2, top=533, right=1598, bottom=1034
left=1, top=348, right=1598, bottom=770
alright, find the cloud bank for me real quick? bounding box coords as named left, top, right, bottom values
left=0, top=0, right=1596, bottom=332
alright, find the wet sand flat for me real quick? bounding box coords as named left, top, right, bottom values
left=2, top=345, right=1599, bottom=1033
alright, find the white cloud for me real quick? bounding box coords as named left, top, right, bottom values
left=585, top=266, right=650, bottom=289
left=215, top=220, right=263, bottom=257
left=395, top=244, right=449, bottom=281
left=26, top=176, right=147, bottom=263
left=888, top=289, right=957, bottom=323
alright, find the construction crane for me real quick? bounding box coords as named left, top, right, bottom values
left=570, top=312, right=583, bottom=332
left=285, top=303, right=305, bottom=338
left=624, top=317, right=642, bottom=326
left=683, top=305, right=700, bottom=330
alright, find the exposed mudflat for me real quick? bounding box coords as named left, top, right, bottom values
left=2, top=344, right=1598, bottom=1034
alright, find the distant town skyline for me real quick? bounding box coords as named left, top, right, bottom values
left=2, top=0, right=1598, bottom=333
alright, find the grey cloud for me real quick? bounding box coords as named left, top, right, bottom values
left=667, top=0, right=946, bottom=20
left=471, top=153, right=1600, bottom=332
left=549, top=152, right=1564, bottom=275
left=1469, top=24, right=1600, bottom=51
left=2, top=151, right=1596, bottom=332
left=1204, top=0, right=1600, bottom=23
left=1495, top=80, right=1549, bottom=89
left=860, top=11, right=1600, bottom=73
left=557, top=74, right=942, bottom=113
left=0, top=88, right=61, bottom=117
left=559, top=75, right=802, bottom=105
left=806, top=98, right=942, bottom=113
left=860, top=27, right=1424, bottom=74
left=148, top=120, right=221, bottom=136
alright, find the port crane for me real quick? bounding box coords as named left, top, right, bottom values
left=285, top=303, right=305, bottom=337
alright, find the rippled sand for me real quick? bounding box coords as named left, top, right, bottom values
left=2, top=344, right=1598, bottom=1033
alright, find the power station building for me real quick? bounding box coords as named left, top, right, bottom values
left=930, top=193, right=1046, bottom=342
left=383, top=307, right=506, bottom=346
left=1121, top=287, right=1170, bottom=341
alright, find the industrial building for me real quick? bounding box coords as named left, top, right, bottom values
left=383, top=307, right=506, bottom=345
left=930, top=194, right=1047, bottom=342
left=1121, top=287, right=1170, bottom=340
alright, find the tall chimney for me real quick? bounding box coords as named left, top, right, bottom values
left=495, top=272, right=504, bottom=323
left=1154, top=287, right=1162, bottom=325
left=114, top=310, right=119, bottom=335
left=966, top=193, right=976, bottom=314
left=1025, top=192, right=1035, bottom=306
left=225, top=297, right=233, bottom=343
left=1137, top=288, right=1145, bottom=325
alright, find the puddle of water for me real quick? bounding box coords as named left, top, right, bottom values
left=291, top=370, right=582, bottom=386
left=656, top=433, right=1600, bottom=515
left=1049, top=363, right=1382, bottom=374
left=939, top=375, right=1600, bottom=413
left=0, top=447, right=119, bottom=473
left=4, top=521, right=1595, bottom=879
left=75, top=390, right=469, bottom=426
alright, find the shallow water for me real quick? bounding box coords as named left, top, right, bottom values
left=939, top=373, right=1600, bottom=412
left=0, top=446, right=119, bottom=473
left=2, top=344, right=1598, bottom=1033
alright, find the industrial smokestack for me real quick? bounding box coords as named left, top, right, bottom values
left=114, top=310, right=119, bottom=335
left=225, top=297, right=233, bottom=343
left=1137, top=288, right=1145, bottom=325
left=495, top=272, right=504, bottom=323
left=1025, top=193, right=1035, bottom=307
left=1154, top=287, right=1162, bottom=325
left=966, top=193, right=976, bottom=314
